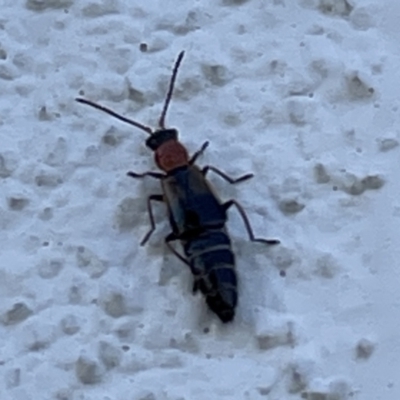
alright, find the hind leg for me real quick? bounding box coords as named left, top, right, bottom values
left=223, top=199, right=280, bottom=245
left=192, top=280, right=200, bottom=294
left=165, top=233, right=191, bottom=266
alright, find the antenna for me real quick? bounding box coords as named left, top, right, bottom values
left=75, top=98, right=153, bottom=135
left=158, top=51, right=185, bottom=129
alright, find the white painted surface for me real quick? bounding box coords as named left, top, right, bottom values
left=0, top=1, right=398, bottom=399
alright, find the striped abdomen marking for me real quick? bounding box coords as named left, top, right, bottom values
left=183, top=230, right=238, bottom=323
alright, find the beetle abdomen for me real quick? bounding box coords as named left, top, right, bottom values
left=203, top=261, right=237, bottom=323
left=184, top=230, right=238, bottom=323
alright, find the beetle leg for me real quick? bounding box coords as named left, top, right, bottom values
left=223, top=199, right=280, bottom=245
left=140, top=195, right=164, bottom=246
left=192, top=280, right=199, bottom=294
left=202, top=166, right=253, bottom=184
left=127, top=171, right=165, bottom=179
left=189, top=141, right=210, bottom=165
left=165, top=233, right=191, bottom=266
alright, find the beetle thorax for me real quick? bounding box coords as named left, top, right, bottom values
left=155, top=140, right=189, bottom=172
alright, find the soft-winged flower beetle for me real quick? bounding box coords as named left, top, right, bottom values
left=76, top=51, right=279, bottom=323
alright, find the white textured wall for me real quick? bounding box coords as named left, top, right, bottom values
left=0, top=1, right=398, bottom=399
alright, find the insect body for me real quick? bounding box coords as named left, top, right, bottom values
left=76, top=51, right=279, bottom=323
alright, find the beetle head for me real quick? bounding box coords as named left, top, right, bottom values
left=145, top=128, right=178, bottom=151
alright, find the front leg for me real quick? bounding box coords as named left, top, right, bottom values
left=202, top=165, right=253, bottom=184
left=127, top=171, right=165, bottom=179
left=140, top=195, right=164, bottom=246
left=189, top=141, right=209, bottom=165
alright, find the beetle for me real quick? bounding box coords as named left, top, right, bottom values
left=76, top=51, right=279, bottom=323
